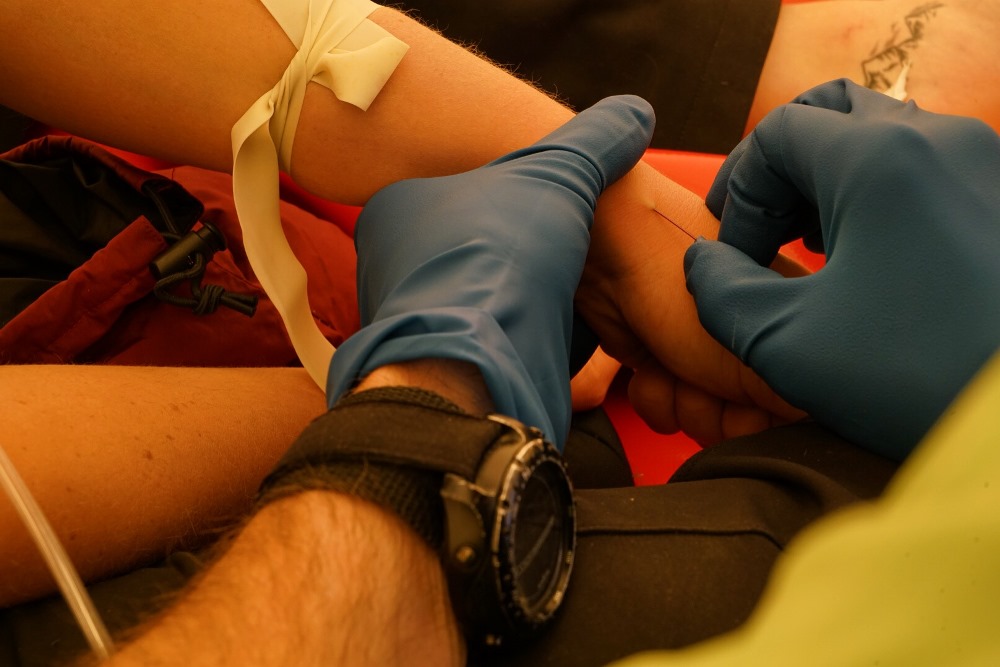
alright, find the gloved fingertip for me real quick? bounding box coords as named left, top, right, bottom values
left=577, top=95, right=656, bottom=180
left=601, top=94, right=656, bottom=138
left=522, top=95, right=655, bottom=187
left=683, top=237, right=713, bottom=276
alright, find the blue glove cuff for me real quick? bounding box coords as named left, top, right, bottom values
left=327, top=308, right=565, bottom=448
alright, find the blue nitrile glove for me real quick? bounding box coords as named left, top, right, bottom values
left=328, top=96, right=654, bottom=448
left=684, top=79, right=1000, bottom=461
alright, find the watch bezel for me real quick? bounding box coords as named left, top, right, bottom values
left=491, top=433, right=576, bottom=628
left=442, top=414, right=576, bottom=650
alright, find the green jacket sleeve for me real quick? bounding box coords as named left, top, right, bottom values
left=613, top=351, right=1000, bottom=667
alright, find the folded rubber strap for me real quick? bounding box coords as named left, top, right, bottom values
left=231, top=0, right=408, bottom=390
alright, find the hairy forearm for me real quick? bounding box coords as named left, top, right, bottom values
left=0, top=365, right=325, bottom=606
left=102, top=490, right=463, bottom=667
left=0, top=1, right=571, bottom=205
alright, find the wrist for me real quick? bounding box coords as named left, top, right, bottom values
left=259, top=383, right=576, bottom=653
left=328, top=310, right=562, bottom=445
left=354, top=359, right=494, bottom=416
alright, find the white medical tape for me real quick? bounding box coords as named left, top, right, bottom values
left=231, top=0, right=408, bottom=391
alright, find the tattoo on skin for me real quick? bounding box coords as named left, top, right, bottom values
left=862, top=3, right=944, bottom=93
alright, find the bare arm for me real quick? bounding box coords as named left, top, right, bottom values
left=0, top=1, right=571, bottom=205
left=0, top=365, right=325, bottom=607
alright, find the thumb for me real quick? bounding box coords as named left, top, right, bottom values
left=491, top=95, right=655, bottom=209
left=684, top=239, right=809, bottom=371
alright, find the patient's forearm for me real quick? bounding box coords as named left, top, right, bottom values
left=578, top=162, right=807, bottom=443
left=0, top=365, right=325, bottom=607
left=0, top=2, right=571, bottom=205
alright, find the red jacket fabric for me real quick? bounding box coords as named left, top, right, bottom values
left=0, top=136, right=360, bottom=366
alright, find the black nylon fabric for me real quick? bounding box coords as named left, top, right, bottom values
left=0, top=141, right=202, bottom=327
left=256, top=387, right=505, bottom=551
left=399, top=0, right=782, bottom=153
left=262, top=386, right=505, bottom=483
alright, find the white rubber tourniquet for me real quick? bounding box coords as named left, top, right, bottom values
left=231, top=0, right=408, bottom=391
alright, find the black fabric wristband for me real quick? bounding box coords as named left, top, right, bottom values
left=258, top=459, right=446, bottom=549
left=257, top=386, right=503, bottom=550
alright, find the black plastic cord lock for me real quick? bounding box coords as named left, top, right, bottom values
left=149, top=222, right=226, bottom=280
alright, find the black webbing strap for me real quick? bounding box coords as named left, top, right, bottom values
left=258, top=386, right=505, bottom=549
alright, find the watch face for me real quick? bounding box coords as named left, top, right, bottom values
left=505, top=453, right=575, bottom=622
left=449, top=416, right=576, bottom=648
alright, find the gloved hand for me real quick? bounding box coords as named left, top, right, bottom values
left=328, top=96, right=654, bottom=447
left=684, top=79, right=1000, bottom=461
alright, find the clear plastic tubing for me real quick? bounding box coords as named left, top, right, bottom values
left=0, top=443, right=114, bottom=659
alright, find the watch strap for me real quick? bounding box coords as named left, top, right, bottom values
left=257, top=386, right=505, bottom=549
left=269, top=386, right=505, bottom=478
left=258, top=458, right=446, bottom=548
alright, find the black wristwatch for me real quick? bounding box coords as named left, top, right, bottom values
left=258, top=386, right=576, bottom=651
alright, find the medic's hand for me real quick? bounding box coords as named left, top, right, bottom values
left=685, top=79, right=1000, bottom=460
left=328, top=96, right=654, bottom=447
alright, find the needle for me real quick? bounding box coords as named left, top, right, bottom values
left=652, top=207, right=697, bottom=242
